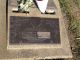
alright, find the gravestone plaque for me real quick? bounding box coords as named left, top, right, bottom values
left=9, top=16, right=60, bottom=45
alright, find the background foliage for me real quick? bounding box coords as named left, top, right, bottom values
left=59, top=0, right=80, bottom=60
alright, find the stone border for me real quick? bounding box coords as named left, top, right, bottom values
left=0, top=0, right=73, bottom=59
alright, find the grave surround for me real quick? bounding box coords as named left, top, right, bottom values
left=7, top=0, right=61, bottom=49
left=0, top=0, right=72, bottom=59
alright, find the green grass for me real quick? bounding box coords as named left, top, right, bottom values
left=59, top=0, right=80, bottom=60
left=73, top=0, right=80, bottom=8
left=59, top=0, right=80, bottom=36
left=76, top=0, right=80, bottom=8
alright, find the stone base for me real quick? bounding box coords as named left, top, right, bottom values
left=0, top=0, right=72, bottom=59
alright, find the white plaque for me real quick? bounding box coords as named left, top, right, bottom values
left=37, top=32, right=50, bottom=39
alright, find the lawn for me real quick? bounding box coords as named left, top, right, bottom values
left=59, top=0, right=80, bottom=60
left=76, top=0, right=80, bottom=8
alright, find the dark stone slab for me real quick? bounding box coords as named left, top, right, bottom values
left=9, top=16, right=60, bottom=45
